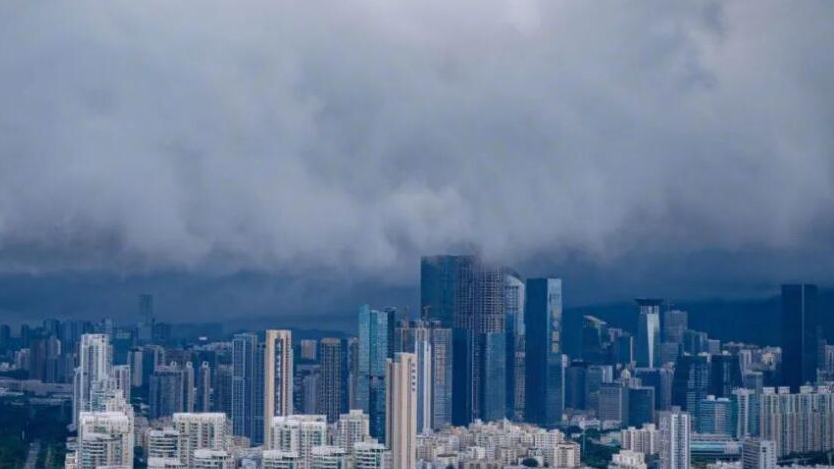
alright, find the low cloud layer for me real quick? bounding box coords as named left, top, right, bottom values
left=0, top=0, right=833, bottom=292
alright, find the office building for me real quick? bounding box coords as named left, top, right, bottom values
left=672, top=354, right=710, bottom=413
left=525, top=277, right=564, bottom=427
left=358, top=305, right=390, bottom=438
left=414, top=335, right=432, bottom=434
left=505, top=271, right=526, bottom=421
left=710, top=354, right=742, bottom=399
left=781, top=284, right=820, bottom=391
left=149, top=365, right=186, bottom=420
left=628, top=386, right=656, bottom=428
left=662, top=310, right=688, bottom=345
left=422, top=255, right=506, bottom=425
left=265, top=330, right=294, bottom=441
left=386, top=352, right=417, bottom=469
left=599, top=382, right=629, bottom=426
left=636, top=299, right=662, bottom=369
left=232, top=333, right=258, bottom=439
left=586, top=364, right=614, bottom=412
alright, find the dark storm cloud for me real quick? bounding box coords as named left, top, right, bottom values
left=0, top=0, right=833, bottom=293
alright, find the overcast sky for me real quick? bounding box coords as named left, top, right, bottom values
left=0, top=0, right=833, bottom=325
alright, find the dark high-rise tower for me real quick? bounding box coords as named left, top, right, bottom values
left=709, top=353, right=741, bottom=399
left=672, top=354, right=710, bottom=413
left=420, top=255, right=507, bottom=425
left=781, top=284, right=820, bottom=391
left=318, top=338, right=344, bottom=423
left=525, top=277, right=565, bottom=427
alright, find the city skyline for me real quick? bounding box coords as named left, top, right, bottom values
left=0, top=0, right=834, bottom=329
left=1, top=0, right=833, bottom=468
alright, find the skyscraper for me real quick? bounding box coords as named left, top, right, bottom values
left=232, top=333, right=258, bottom=440
left=659, top=408, right=690, bottom=469
left=628, top=386, right=656, bottom=428
left=138, top=293, right=154, bottom=343
left=421, top=255, right=507, bottom=425
left=196, top=361, right=212, bottom=412
left=414, top=334, right=432, bottom=434
left=672, top=354, right=710, bottom=413
left=525, top=277, right=565, bottom=427
left=318, top=338, right=343, bottom=423
left=386, top=353, right=417, bottom=469
left=662, top=310, right=688, bottom=345
left=357, top=305, right=389, bottom=438
left=599, top=382, right=629, bottom=425
left=709, top=353, right=742, bottom=399
left=505, top=271, right=525, bottom=421
left=265, top=330, right=294, bottom=442
left=636, top=299, right=662, bottom=369
left=781, top=284, right=820, bottom=391
left=149, top=364, right=185, bottom=420
left=696, top=395, right=733, bottom=435
left=73, top=334, right=112, bottom=428
left=420, top=256, right=459, bottom=328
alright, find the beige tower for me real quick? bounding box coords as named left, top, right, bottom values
left=386, top=352, right=417, bottom=469
left=264, top=329, right=294, bottom=443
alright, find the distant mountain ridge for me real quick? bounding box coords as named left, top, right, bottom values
left=566, top=289, right=834, bottom=348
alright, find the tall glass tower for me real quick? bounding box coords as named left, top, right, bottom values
left=636, top=299, right=662, bottom=368
left=524, top=277, right=564, bottom=427
left=781, top=284, right=820, bottom=391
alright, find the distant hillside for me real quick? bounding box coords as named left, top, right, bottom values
left=565, top=289, right=834, bottom=350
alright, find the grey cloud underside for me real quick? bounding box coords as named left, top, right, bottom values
left=0, top=0, right=833, bottom=287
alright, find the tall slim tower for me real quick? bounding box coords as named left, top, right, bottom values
left=264, top=330, right=293, bottom=442
left=231, top=333, right=258, bottom=439
left=386, top=353, right=417, bottom=469
left=781, top=284, right=820, bottom=391
left=74, top=334, right=112, bottom=428
left=318, top=338, right=343, bottom=423
left=358, top=305, right=389, bottom=439
left=414, top=335, right=432, bottom=434
left=525, top=278, right=565, bottom=427
left=636, top=299, right=662, bottom=368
